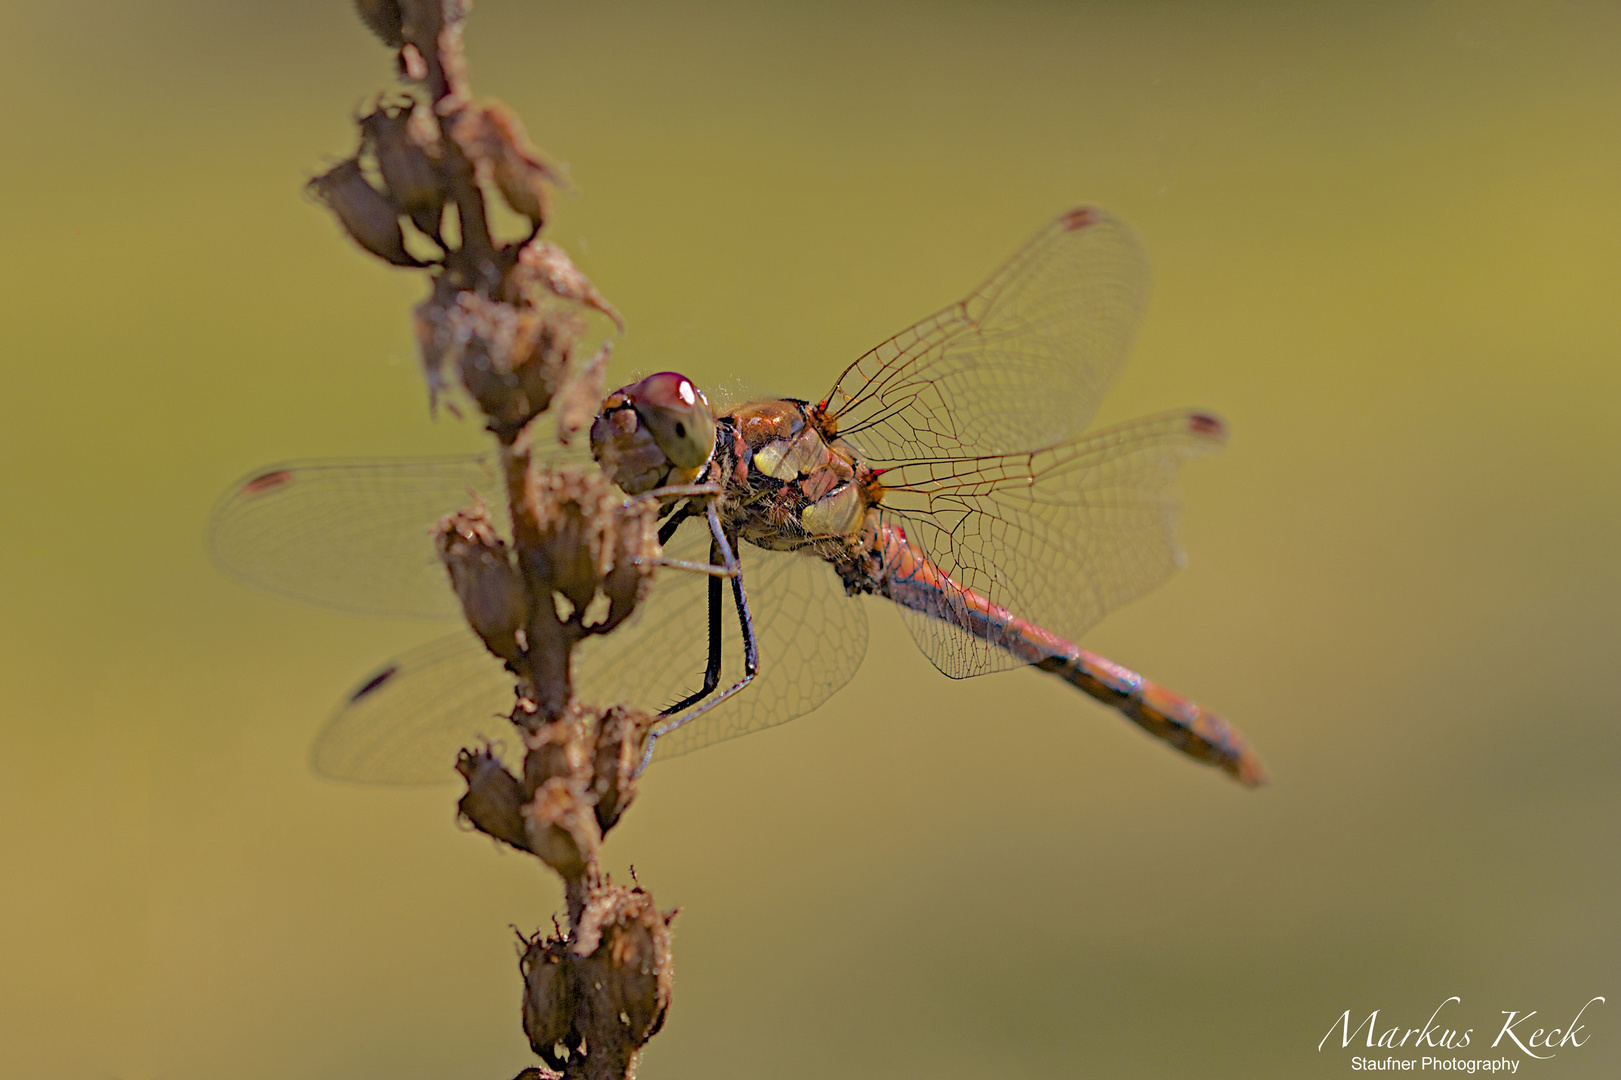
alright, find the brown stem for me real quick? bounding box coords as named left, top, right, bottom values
left=334, top=4, right=671, bottom=1076
left=564, top=876, right=589, bottom=932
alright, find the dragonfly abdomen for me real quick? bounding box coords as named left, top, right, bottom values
left=1032, top=650, right=1267, bottom=787
left=877, top=523, right=1266, bottom=787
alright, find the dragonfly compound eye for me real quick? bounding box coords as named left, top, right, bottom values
left=627, top=371, right=716, bottom=471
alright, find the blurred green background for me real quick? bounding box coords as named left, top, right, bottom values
left=2, top=1, right=1618, bottom=1077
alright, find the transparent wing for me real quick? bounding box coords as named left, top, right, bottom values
left=209, top=453, right=504, bottom=617
left=209, top=427, right=601, bottom=617
left=312, top=629, right=520, bottom=783
left=877, top=410, right=1227, bottom=678
left=628, top=539, right=869, bottom=763
left=819, top=208, right=1149, bottom=461
left=299, top=512, right=868, bottom=784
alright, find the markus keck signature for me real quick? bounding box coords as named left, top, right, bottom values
left=1318, top=995, right=1605, bottom=1070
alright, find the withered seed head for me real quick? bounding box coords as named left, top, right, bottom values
left=436, top=501, right=528, bottom=663
left=413, top=294, right=455, bottom=414
left=552, top=341, right=610, bottom=448
left=516, top=467, right=659, bottom=635
left=440, top=294, right=577, bottom=441
left=307, top=158, right=425, bottom=268
left=600, top=497, right=660, bottom=635
left=571, top=884, right=675, bottom=1049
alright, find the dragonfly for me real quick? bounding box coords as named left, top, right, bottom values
left=211, top=208, right=1266, bottom=787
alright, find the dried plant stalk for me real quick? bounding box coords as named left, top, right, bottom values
left=313, top=3, right=675, bottom=1075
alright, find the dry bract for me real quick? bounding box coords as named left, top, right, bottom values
left=451, top=101, right=564, bottom=227
left=553, top=342, right=611, bottom=448
left=414, top=290, right=580, bottom=436
left=520, top=931, right=576, bottom=1070
left=515, top=466, right=659, bottom=642
left=453, top=294, right=577, bottom=440
left=571, top=885, right=675, bottom=1047
left=510, top=240, right=625, bottom=331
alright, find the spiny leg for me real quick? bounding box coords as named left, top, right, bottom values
left=661, top=537, right=725, bottom=715
left=637, top=501, right=760, bottom=775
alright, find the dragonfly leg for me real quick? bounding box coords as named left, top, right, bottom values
left=636, top=481, right=722, bottom=502
left=632, top=482, right=736, bottom=576
left=659, top=542, right=725, bottom=714
left=644, top=556, right=737, bottom=577
left=628, top=483, right=739, bottom=577
left=635, top=503, right=760, bottom=776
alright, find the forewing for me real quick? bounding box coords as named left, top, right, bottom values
left=878, top=410, right=1227, bottom=679
left=210, top=454, right=503, bottom=617
left=820, top=208, right=1149, bottom=461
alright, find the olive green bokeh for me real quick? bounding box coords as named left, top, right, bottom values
left=2, top=1, right=1618, bottom=1077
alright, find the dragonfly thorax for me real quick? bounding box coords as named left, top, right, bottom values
left=718, top=398, right=879, bottom=555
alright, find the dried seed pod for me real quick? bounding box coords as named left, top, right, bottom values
left=361, top=103, right=446, bottom=240
left=598, top=496, right=659, bottom=636
left=518, top=466, right=626, bottom=617
left=450, top=101, right=564, bottom=227
left=507, top=310, right=577, bottom=432
left=520, top=931, right=577, bottom=1068
left=307, top=158, right=425, bottom=268
left=505, top=466, right=659, bottom=717
left=589, top=706, right=655, bottom=834
left=523, top=777, right=600, bottom=880
left=354, top=0, right=404, bottom=46
left=571, top=885, right=675, bottom=1050
left=509, top=239, right=624, bottom=330
left=514, top=466, right=660, bottom=636
left=445, top=294, right=576, bottom=440
left=437, top=501, right=527, bottom=662
left=456, top=748, right=530, bottom=851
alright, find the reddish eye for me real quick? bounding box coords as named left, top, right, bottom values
left=617, top=370, right=717, bottom=471
left=634, top=372, right=700, bottom=410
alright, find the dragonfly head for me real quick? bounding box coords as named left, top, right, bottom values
left=591, top=371, right=717, bottom=494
